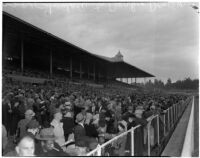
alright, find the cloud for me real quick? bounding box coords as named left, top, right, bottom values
left=3, top=3, right=199, bottom=81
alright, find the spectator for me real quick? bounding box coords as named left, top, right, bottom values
left=85, top=112, right=98, bottom=138
left=62, top=102, right=74, bottom=141
left=2, top=125, right=8, bottom=152
left=50, top=110, right=66, bottom=151
left=16, top=109, right=35, bottom=140
left=35, top=128, right=69, bottom=156
left=5, top=136, right=35, bottom=156
left=74, top=113, right=86, bottom=144
left=112, top=121, right=127, bottom=156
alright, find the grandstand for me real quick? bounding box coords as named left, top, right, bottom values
left=3, top=11, right=154, bottom=85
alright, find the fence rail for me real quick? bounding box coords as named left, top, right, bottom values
left=87, top=96, right=192, bottom=156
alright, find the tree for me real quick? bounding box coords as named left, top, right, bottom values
left=165, top=78, right=172, bottom=89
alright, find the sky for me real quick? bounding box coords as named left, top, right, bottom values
left=3, top=2, right=199, bottom=83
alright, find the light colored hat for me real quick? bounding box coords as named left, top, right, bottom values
left=118, top=120, right=127, bottom=131
left=136, top=105, right=144, bottom=110
left=134, top=109, right=144, bottom=115
left=76, top=113, right=85, bottom=123
left=35, top=128, right=55, bottom=141
left=150, top=105, right=156, bottom=110
left=25, top=109, right=35, bottom=117
left=86, top=112, right=93, bottom=121
left=65, top=102, right=71, bottom=106
left=92, top=114, right=99, bottom=125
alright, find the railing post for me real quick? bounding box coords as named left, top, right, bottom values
left=147, top=122, right=151, bottom=156
left=163, top=111, right=166, bottom=136
left=175, top=104, right=176, bottom=122
left=169, top=108, right=171, bottom=128
left=97, top=145, right=101, bottom=156
left=157, top=115, right=160, bottom=145
left=171, top=107, right=173, bottom=127
left=168, top=108, right=170, bottom=130
left=131, top=127, right=134, bottom=156
left=178, top=104, right=179, bottom=117
left=176, top=104, right=178, bottom=121
left=173, top=105, right=175, bottom=124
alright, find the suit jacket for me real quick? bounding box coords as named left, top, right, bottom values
left=74, top=124, right=86, bottom=142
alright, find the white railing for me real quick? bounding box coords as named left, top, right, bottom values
left=181, top=96, right=194, bottom=156
left=87, top=97, right=192, bottom=156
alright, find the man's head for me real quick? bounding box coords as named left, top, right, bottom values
left=15, top=136, right=35, bottom=156
left=54, top=111, right=63, bottom=121
left=25, top=109, right=35, bottom=120
left=76, top=113, right=85, bottom=123
left=134, top=109, right=144, bottom=118
left=128, top=114, right=136, bottom=123
left=41, top=140, right=55, bottom=151
left=128, top=106, right=133, bottom=113
left=35, top=128, right=56, bottom=152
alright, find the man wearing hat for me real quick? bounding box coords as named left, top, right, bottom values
left=128, top=109, right=148, bottom=156
left=35, top=128, right=69, bottom=156
left=16, top=109, right=35, bottom=141
left=74, top=113, right=86, bottom=145
left=62, top=103, right=75, bottom=141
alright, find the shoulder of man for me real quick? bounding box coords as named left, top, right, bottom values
left=4, top=150, right=18, bottom=157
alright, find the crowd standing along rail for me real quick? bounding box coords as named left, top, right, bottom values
left=87, top=96, right=192, bottom=156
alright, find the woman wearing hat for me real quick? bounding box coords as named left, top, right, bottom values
left=129, top=109, right=148, bottom=156
left=112, top=120, right=127, bottom=156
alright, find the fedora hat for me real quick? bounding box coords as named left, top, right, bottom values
left=35, top=128, right=55, bottom=141
left=76, top=113, right=85, bottom=123
left=25, top=109, right=35, bottom=117
left=134, top=109, right=144, bottom=115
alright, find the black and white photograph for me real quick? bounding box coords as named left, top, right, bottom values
left=1, top=2, right=199, bottom=157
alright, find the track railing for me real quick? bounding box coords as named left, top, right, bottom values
left=87, top=97, right=192, bottom=156
left=181, top=96, right=194, bottom=156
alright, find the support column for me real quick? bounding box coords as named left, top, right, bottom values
left=135, top=78, right=136, bottom=84
left=127, top=78, right=128, bottom=84
left=144, top=77, right=146, bottom=84
left=70, top=57, right=72, bottom=79
left=50, top=49, right=53, bottom=78
left=88, top=64, right=90, bottom=79
left=3, top=30, right=7, bottom=66
left=93, top=63, right=95, bottom=81
left=21, top=38, right=24, bottom=73
left=131, top=78, right=133, bottom=84
left=80, top=60, right=82, bottom=79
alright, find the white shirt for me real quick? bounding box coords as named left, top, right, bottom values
left=51, top=119, right=65, bottom=146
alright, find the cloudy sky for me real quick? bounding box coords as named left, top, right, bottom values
left=3, top=2, right=199, bottom=83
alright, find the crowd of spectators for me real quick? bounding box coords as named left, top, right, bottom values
left=2, top=70, right=188, bottom=156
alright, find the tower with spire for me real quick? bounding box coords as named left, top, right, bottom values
left=113, top=50, right=124, bottom=62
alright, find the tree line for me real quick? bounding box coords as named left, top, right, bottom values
left=140, top=77, right=199, bottom=90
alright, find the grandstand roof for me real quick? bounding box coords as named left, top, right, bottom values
left=3, top=11, right=154, bottom=78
